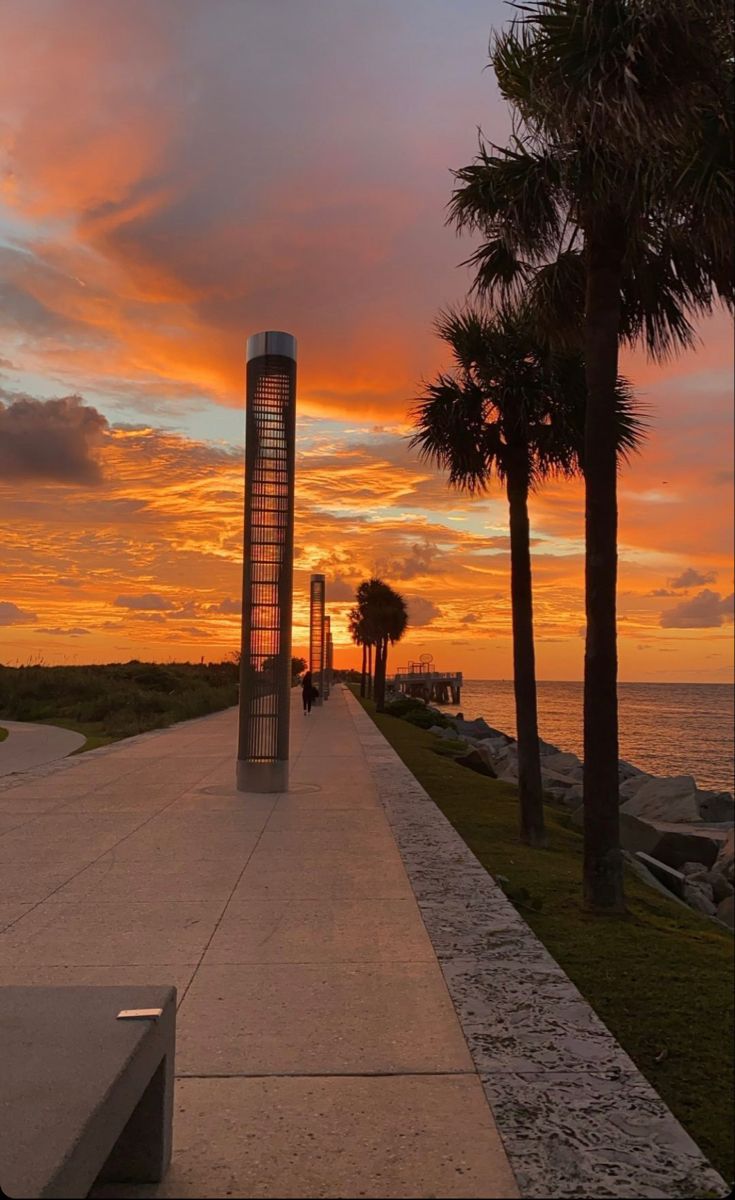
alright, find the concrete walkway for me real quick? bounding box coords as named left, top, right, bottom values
left=0, top=687, right=518, bottom=1199
left=0, top=719, right=86, bottom=776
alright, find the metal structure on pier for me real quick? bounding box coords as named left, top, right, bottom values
left=393, top=653, right=462, bottom=704
left=237, top=330, right=297, bottom=793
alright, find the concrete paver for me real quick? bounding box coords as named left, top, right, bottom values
left=0, top=687, right=519, bottom=1199
left=0, top=900, right=223, bottom=965
left=176, top=961, right=475, bottom=1076
left=200, top=897, right=436, bottom=964
left=229, top=845, right=414, bottom=900
left=97, top=1075, right=518, bottom=1199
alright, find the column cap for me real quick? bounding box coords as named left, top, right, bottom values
left=246, top=331, right=297, bottom=362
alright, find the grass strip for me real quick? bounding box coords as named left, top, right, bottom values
left=356, top=692, right=734, bottom=1184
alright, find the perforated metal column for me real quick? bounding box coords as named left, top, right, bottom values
left=309, top=574, right=325, bottom=706
left=323, top=616, right=331, bottom=700
left=327, top=626, right=334, bottom=697
left=237, top=331, right=297, bottom=793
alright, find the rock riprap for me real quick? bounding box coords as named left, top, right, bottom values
left=407, top=693, right=734, bottom=928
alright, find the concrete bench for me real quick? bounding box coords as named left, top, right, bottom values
left=0, top=985, right=175, bottom=1199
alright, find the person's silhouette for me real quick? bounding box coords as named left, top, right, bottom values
left=302, top=670, right=313, bottom=714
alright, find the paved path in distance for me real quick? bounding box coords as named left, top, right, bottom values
left=0, top=687, right=518, bottom=1199
left=0, top=720, right=86, bottom=776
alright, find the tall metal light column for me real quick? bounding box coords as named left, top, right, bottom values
left=309, top=574, right=325, bottom=706
left=237, top=330, right=297, bottom=793
left=323, top=616, right=331, bottom=700
left=327, top=625, right=334, bottom=695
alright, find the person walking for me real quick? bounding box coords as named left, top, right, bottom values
left=302, top=670, right=313, bottom=715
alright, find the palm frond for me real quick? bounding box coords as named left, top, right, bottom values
left=448, top=139, right=566, bottom=260
left=410, top=373, right=498, bottom=493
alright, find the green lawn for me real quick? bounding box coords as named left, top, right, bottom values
left=357, top=693, right=734, bottom=1184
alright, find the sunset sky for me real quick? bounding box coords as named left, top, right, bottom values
left=0, top=0, right=732, bottom=682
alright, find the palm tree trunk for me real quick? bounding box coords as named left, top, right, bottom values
left=507, top=469, right=546, bottom=848
left=360, top=643, right=366, bottom=697
left=582, top=211, right=626, bottom=912
left=367, top=643, right=373, bottom=699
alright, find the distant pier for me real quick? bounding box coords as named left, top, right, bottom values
left=393, top=656, right=462, bottom=705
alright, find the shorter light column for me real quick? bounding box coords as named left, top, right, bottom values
left=309, top=573, right=325, bottom=706
left=323, top=616, right=331, bottom=700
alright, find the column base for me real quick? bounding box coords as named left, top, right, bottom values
left=236, top=759, right=289, bottom=794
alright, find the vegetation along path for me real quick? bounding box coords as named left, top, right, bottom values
left=354, top=690, right=734, bottom=1187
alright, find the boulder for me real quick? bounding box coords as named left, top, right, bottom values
left=703, top=870, right=734, bottom=904
left=619, top=773, right=653, bottom=802
left=491, top=745, right=518, bottom=777
left=559, top=783, right=583, bottom=809
left=454, top=749, right=497, bottom=779
left=697, top=790, right=735, bottom=823
left=474, top=744, right=499, bottom=775
left=541, top=768, right=577, bottom=789
left=619, top=759, right=646, bottom=782
left=539, top=739, right=563, bottom=757
left=618, top=814, right=719, bottom=869
left=648, top=830, right=719, bottom=871
left=714, top=828, right=735, bottom=883
left=682, top=881, right=717, bottom=916
left=542, top=752, right=583, bottom=781
left=477, top=735, right=512, bottom=754
left=454, top=717, right=506, bottom=741
left=681, top=861, right=709, bottom=879
left=619, top=813, right=661, bottom=857
left=620, top=775, right=701, bottom=824
left=716, top=894, right=734, bottom=929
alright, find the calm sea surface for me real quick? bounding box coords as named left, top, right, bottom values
left=437, top=681, right=734, bottom=794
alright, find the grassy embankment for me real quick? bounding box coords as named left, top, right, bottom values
left=356, top=692, right=734, bottom=1184
left=0, top=662, right=239, bottom=753
left=0, top=726, right=8, bottom=743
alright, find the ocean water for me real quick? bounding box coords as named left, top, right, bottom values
left=437, top=680, right=735, bottom=794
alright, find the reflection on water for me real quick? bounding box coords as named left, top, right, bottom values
left=437, top=680, right=735, bottom=793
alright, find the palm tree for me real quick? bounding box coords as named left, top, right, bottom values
left=348, top=607, right=370, bottom=697
left=448, top=0, right=732, bottom=908
left=371, top=584, right=409, bottom=713
left=350, top=580, right=382, bottom=699
left=411, top=305, right=642, bottom=849
left=350, top=579, right=409, bottom=712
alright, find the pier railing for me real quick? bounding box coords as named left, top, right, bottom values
left=393, top=670, right=463, bottom=684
